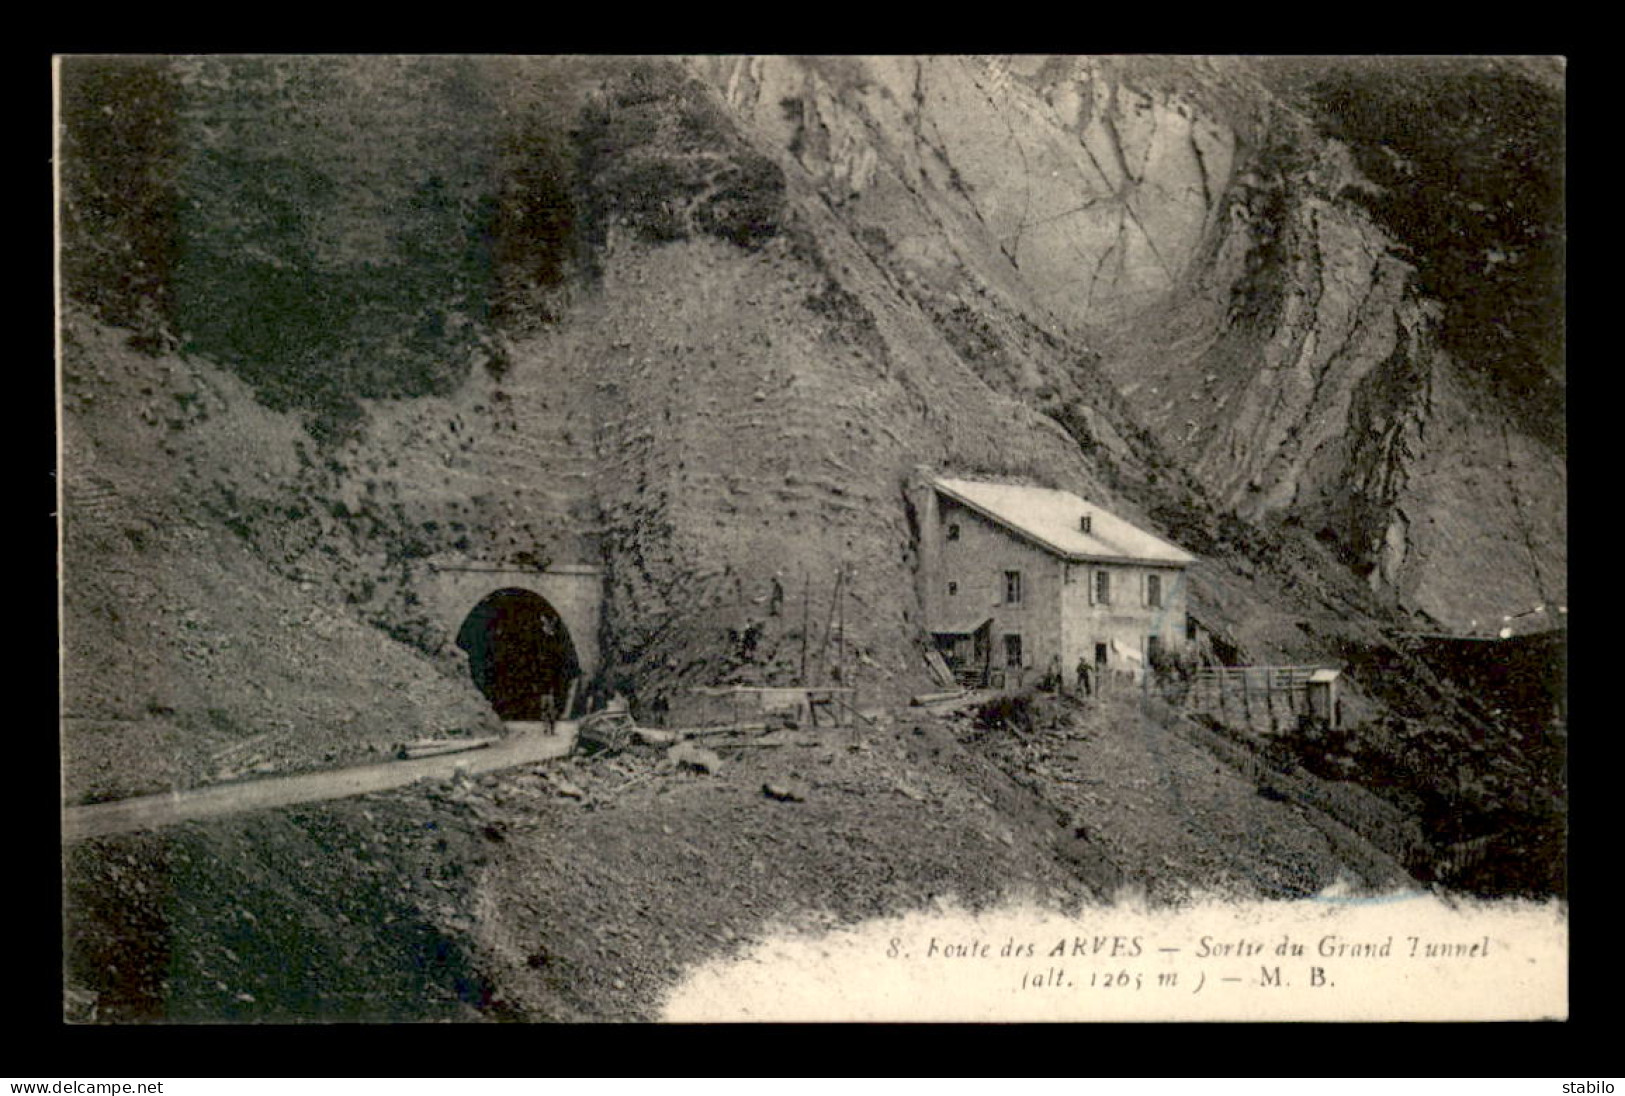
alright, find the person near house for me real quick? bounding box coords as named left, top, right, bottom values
left=1076, top=657, right=1093, bottom=698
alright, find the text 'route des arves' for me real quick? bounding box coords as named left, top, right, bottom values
left=886, top=931, right=1494, bottom=994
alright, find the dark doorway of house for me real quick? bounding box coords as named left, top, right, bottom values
left=455, top=588, right=581, bottom=721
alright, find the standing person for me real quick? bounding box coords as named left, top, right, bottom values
left=1076, top=656, right=1093, bottom=698
left=538, top=693, right=558, bottom=736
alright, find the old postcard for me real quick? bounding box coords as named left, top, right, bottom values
left=57, top=54, right=1566, bottom=1023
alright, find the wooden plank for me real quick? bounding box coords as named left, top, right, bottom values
left=398, top=738, right=499, bottom=760
left=676, top=723, right=770, bottom=738
left=800, top=568, right=811, bottom=684
left=924, top=650, right=959, bottom=689
left=837, top=561, right=847, bottom=689
left=821, top=566, right=844, bottom=684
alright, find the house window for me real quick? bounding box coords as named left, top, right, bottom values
left=1147, top=634, right=1162, bottom=663
left=1095, top=642, right=1108, bottom=666
left=947, top=581, right=958, bottom=596
left=1004, top=570, right=1023, bottom=604
left=1004, top=633, right=1023, bottom=668
left=1147, top=573, right=1162, bottom=609
left=946, top=523, right=961, bottom=542
left=1094, top=570, right=1111, bottom=605
left=1080, top=514, right=1092, bottom=534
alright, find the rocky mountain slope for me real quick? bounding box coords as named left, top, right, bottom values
left=66, top=692, right=1421, bottom=1023
left=57, top=54, right=1565, bottom=1024
left=59, top=52, right=1563, bottom=790
left=691, top=54, right=1565, bottom=632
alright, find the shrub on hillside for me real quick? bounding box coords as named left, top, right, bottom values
left=574, top=62, right=787, bottom=255
left=59, top=56, right=587, bottom=427
left=974, top=692, right=1037, bottom=735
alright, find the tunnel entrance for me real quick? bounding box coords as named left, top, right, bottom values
left=455, top=588, right=582, bottom=721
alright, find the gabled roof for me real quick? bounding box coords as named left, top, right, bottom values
left=933, top=477, right=1195, bottom=566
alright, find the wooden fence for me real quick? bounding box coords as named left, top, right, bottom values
left=662, top=686, right=858, bottom=729
left=1430, top=833, right=1498, bottom=881
left=1182, top=665, right=1326, bottom=734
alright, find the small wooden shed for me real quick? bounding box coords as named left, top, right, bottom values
left=1306, top=668, right=1342, bottom=727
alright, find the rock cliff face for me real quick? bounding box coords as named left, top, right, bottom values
left=695, top=55, right=1560, bottom=627
left=690, top=55, right=1565, bottom=632
left=59, top=56, right=1562, bottom=785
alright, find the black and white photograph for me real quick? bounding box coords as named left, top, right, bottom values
left=56, top=54, right=1566, bottom=1023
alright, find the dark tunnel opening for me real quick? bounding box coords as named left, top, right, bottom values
left=455, top=588, right=581, bottom=721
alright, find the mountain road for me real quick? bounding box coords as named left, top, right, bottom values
left=63, top=722, right=577, bottom=842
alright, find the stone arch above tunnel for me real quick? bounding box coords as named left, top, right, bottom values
left=455, top=588, right=582, bottom=721
left=425, top=561, right=603, bottom=693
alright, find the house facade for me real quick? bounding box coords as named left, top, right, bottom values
left=913, top=475, right=1194, bottom=690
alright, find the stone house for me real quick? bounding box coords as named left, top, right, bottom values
left=913, top=475, right=1195, bottom=690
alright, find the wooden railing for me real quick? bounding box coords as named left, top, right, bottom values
left=954, top=667, right=987, bottom=689
left=1182, top=665, right=1329, bottom=732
